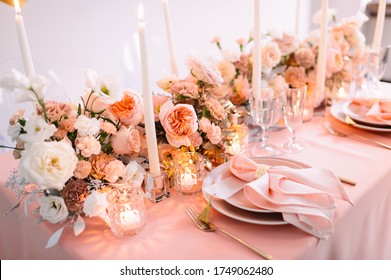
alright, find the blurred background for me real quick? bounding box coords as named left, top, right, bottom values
left=0, top=0, right=389, bottom=149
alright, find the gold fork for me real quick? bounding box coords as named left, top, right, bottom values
left=324, top=121, right=391, bottom=150
left=185, top=206, right=273, bottom=260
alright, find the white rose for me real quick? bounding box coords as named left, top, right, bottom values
left=124, top=161, right=146, bottom=187
left=83, top=190, right=108, bottom=217
left=74, top=115, right=100, bottom=137
left=19, top=141, right=78, bottom=190
left=39, top=195, right=69, bottom=224
left=19, top=115, right=57, bottom=143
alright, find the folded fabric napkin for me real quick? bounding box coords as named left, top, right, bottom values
left=204, top=154, right=353, bottom=240
left=352, top=98, right=391, bottom=125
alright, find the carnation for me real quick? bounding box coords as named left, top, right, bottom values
left=83, top=190, right=108, bottom=218
left=74, top=115, right=101, bottom=137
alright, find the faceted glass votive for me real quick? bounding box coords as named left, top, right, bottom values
left=144, top=171, right=170, bottom=204
left=222, top=124, right=249, bottom=156
left=173, top=152, right=205, bottom=196
left=106, top=184, right=146, bottom=237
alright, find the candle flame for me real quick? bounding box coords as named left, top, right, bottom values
left=13, top=0, right=21, bottom=14
left=138, top=3, right=144, bottom=22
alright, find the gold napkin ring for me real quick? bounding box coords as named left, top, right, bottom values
left=254, top=164, right=271, bottom=179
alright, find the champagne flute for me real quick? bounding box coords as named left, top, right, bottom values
left=365, top=45, right=390, bottom=96
left=249, top=85, right=285, bottom=156
left=282, top=82, right=306, bottom=153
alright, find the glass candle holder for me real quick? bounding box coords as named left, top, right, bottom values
left=222, top=124, right=249, bottom=156
left=173, top=152, right=205, bottom=196
left=106, top=184, right=146, bottom=237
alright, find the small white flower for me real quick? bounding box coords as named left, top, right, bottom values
left=0, top=68, right=29, bottom=90
left=19, top=141, right=78, bottom=191
left=83, top=190, right=108, bottom=218
left=156, top=74, right=178, bottom=91
left=19, top=115, right=56, bottom=143
left=74, top=115, right=100, bottom=137
left=7, top=123, right=23, bottom=141
left=82, top=68, right=122, bottom=103
left=124, top=161, right=146, bottom=187
left=39, top=195, right=69, bottom=224
left=312, top=8, right=337, bottom=26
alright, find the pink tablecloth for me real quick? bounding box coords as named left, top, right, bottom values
left=1, top=116, right=391, bottom=260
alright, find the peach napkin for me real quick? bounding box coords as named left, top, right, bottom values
left=204, top=155, right=353, bottom=239
left=352, top=98, right=391, bottom=125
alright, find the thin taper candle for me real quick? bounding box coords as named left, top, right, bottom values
left=252, top=0, right=262, bottom=100
left=162, top=0, right=178, bottom=76
left=315, top=0, right=328, bottom=107
left=372, top=0, right=386, bottom=53
left=14, top=0, right=35, bottom=77
left=138, top=4, right=161, bottom=177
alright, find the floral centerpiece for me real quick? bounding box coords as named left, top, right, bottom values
left=1, top=68, right=147, bottom=247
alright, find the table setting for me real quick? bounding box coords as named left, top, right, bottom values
left=1, top=0, right=391, bottom=261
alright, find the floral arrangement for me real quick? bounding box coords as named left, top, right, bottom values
left=155, top=54, right=239, bottom=174
left=1, top=68, right=147, bottom=247
left=210, top=10, right=368, bottom=107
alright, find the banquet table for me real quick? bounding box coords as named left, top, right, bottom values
left=1, top=107, right=391, bottom=260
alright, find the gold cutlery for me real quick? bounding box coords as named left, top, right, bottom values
left=185, top=206, right=273, bottom=260
left=324, top=121, right=391, bottom=150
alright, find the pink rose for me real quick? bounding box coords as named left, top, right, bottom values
left=109, top=89, right=143, bottom=127
left=74, top=160, right=92, bottom=179
left=268, top=75, right=286, bottom=91
left=76, top=136, right=101, bottom=158
left=100, top=121, right=117, bottom=135
left=205, top=97, right=225, bottom=121
left=273, top=33, right=298, bottom=56
left=294, top=47, right=316, bottom=69
left=104, top=159, right=126, bottom=183
left=159, top=100, right=198, bottom=148
left=110, top=125, right=141, bottom=155
left=153, top=95, right=170, bottom=122
left=284, top=66, right=307, bottom=84
left=81, top=90, right=111, bottom=114
left=261, top=42, right=281, bottom=71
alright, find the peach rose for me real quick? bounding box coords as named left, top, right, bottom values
left=326, top=48, right=344, bottom=78
left=153, top=95, right=170, bottom=121
left=159, top=100, right=198, bottom=148
left=100, top=121, right=117, bottom=135
left=81, top=90, right=111, bottom=114
left=110, top=125, right=141, bottom=155
left=284, top=66, right=307, bottom=84
left=109, top=89, right=143, bottom=127
left=74, top=160, right=92, bottom=179
left=268, top=75, right=286, bottom=91
left=261, top=41, right=281, bottom=71
left=294, top=47, right=316, bottom=69
left=186, top=55, right=223, bottom=86
left=104, top=159, right=126, bottom=183
left=230, top=75, right=249, bottom=105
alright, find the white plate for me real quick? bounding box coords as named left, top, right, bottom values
left=202, top=157, right=310, bottom=225
left=330, top=101, right=391, bottom=132
left=342, top=100, right=391, bottom=128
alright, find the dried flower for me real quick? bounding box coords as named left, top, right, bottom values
left=62, top=179, right=89, bottom=212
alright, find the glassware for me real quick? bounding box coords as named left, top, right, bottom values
left=106, top=184, right=147, bottom=237
left=144, top=171, right=170, bottom=204
left=249, top=85, right=285, bottom=156
left=173, top=152, right=205, bottom=196
left=364, top=45, right=390, bottom=96
left=281, top=82, right=307, bottom=153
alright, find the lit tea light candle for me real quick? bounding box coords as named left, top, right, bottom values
left=180, top=170, right=197, bottom=188
left=120, top=209, right=141, bottom=230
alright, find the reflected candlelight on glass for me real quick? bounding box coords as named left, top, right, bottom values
left=173, top=152, right=205, bottom=196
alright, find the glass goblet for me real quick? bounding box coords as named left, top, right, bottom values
left=249, top=85, right=285, bottom=156
left=281, top=82, right=306, bottom=153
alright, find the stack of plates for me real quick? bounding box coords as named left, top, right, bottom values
left=202, top=157, right=309, bottom=226
left=330, top=100, right=391, bottom=132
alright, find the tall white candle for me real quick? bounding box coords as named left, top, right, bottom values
left=295, top=0, right=301, bottom=39
left=138, top=4, right=161, bottom=177
left=315, top=0, right=328, bottom=104
left=252, top=0, right=262, bottom=100
left=14, top=0, right=35, bottom=77
left=162, top=0, right=178, bottom=76
left=372, top=0, right=386, bottom=53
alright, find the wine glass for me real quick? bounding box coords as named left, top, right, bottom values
left=364, top=45, right=390, bottom=96
left=249, top=85, right=285, bottom=156
left=281, top=82, right=306, bottom=153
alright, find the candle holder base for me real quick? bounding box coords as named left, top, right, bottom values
left=144, top=171, right=170, bottom=204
